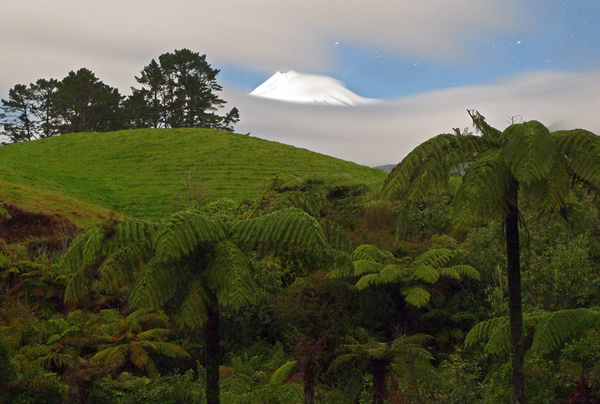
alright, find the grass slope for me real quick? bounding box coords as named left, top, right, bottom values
left=0, top=128, right=387, bottom=218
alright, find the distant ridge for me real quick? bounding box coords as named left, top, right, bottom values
left=249, top=70, right=375, bottom=106
left=373, top=164, right=396, bottom=173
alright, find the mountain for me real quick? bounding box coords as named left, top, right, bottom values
left=249, top=70, right=375, bottom=106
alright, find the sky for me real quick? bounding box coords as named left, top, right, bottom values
left=2, top=0, right=600, bottom=166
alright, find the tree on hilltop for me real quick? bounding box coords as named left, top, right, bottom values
left=126, top=49, right=239, bottom=131
left=54, top=68, right=123, bottom=134
left=0, top=79, right=58, bottom=142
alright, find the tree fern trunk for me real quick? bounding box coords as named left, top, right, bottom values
left=304, top=360, right=315, bottom=404
left=205, top=304, right=221, bottom=404
left=506, top=179, right=525, bottom=404
left=372, top=359, right=388, bottom=404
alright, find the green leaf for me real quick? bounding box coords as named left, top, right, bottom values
left=450, top=265, right=480, bottom=281
left=401, top=286, right=431, bottom=308
left=453, top=149, right=510, bottom=224
left=206, top=241, right=258, bottom=310
left=231, top=208, right=326, bottom=251
left=269, top=361, right=297, bottom=385
left=553, top=129, right=600, bottom=185
left=502, top=121, right=555, bottom=184
left=153, top=211, right=225, bottom=259
left=411, top=265, right=439, bottom=284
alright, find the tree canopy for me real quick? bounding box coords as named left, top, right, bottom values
left=1, top=49, right=239, bottom=144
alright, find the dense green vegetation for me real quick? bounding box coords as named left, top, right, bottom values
left=2, top=114, right=600, bottom=404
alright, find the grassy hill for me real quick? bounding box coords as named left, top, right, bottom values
left=0, top=128, right=387, bottom=218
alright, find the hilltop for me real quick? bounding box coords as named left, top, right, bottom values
left=0, top=128, right=387, bottom=219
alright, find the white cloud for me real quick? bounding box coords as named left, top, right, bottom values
left=225, top=69, right=600, bottom=167
left=0, top=0, right=523, bottom=93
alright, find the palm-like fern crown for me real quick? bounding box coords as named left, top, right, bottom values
left=383, top=111, right=600, bottom=224
left=329, top=244, right=479, bottom=308
left=465, top=307, right=600, bottom=358
left=62, top=208, right=327, bottom=329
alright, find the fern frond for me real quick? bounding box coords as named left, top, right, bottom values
left=153, top=211, right=225, bottom=260
left=439, top=267, right=460, bottom=280
left=502, top=121, right=555, bottom=184
left=411, top=265, right=440, bottom=284
left=355, top=273, right=383, bottom=290
left=142, top=340, right=189, bottom=359
left=64, top=266, right=94, bottom=304
left=285, top=189, right=330, bottom=217
left=130, top=258, right=182, bottom=311
left=129, top=342, right=150, bottom=370
left=485, top=318, right=511, bottom=355
left=353, top=260, right=385, bottom=276
left=98, top=240, right=153, bottom=293
left=101, top=219, right=157, bottom=255
left=553, top=129, right=600, bottom=184
left=320, top=219, right=353, bottom=253
left=376, top=264, right=409, bottom=284
left=530, top=308, right=600, bottom=356
left=351, top=244, right=395, bottom=263
left=173, top=278, right=209, bottom=328
left=383, top=133, right=483, bottom=200
left=521, top=161, right=571, bottom=212
left=400, top=286, right=431, bottom=308
left=449, top=265, right=481, bottom=281
left=137, top=328, right=171, bottom=341
left=464, top=316, right=508, bottom=348
left=230, top=208, right=326, bottom=252
left=411, top=248, right=455, bottom=268
left=453, top=149, right=510, bottom=224
left=205, top=241, right=258, bottom=310
left=59, top=226, right=103, bottom=275
left=269, top=360, right=297, bottom=385
left=402, top=333, right=433, bottom=347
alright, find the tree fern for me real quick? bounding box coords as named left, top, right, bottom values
left=502, top=120, right=556, bottom=184
left=205, top=241, right=258, bottom=310
left=171, top=278, right=209, bottom=328
left=153, top=211, right=225, bottom=260
left=230, top=208, right=326, bottom=252
left=452, top=149, right=509, bottom=224
left=130, top=257, right=183, bottom=311
left=529, top=307, right=600, bottom=357
left=383, top=133, right=482, bottom=200
left=269, top=360, right=297, bottom=385
left=553, top=129, right=600, bottom=185
left=464, top=309, right=599, bottom=358
left=400, top=286, right=431, bottom=308
left=385, top=113, right=600, bottom=403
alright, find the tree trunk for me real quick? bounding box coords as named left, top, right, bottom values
left=372, top=359, right=388, bottom=404
left=506, top=179, right=525, bottom=404
left=304, top=361, right=315, bottom=404
left=205, top=304, right=221, bottom=404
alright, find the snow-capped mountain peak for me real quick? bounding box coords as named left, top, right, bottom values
left=249, top=70, right=374, bottom=106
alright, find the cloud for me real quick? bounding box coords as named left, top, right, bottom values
left=0, top=0, right=524, bottom=93
left=224, top=69, right=600, bottom=167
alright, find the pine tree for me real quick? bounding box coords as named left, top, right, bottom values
left=1, top=84, right=36, bottom=142
left=54, top=68, right=123, bottom=133
left=127, top=49, right=239, bottom=131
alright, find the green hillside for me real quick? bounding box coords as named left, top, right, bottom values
left=0, top=128, right=387, bottom=218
